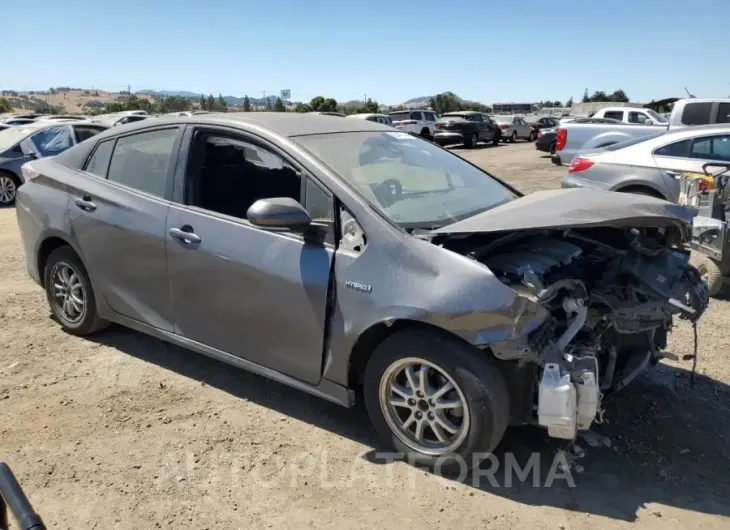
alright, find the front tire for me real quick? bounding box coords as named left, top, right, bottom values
left=0, top=173, right=19, bottom=206
left=492, top=132, right=501, bottom=146
left=44, top=246, right=108, bottom=335
left=420, top=128, right=431, bottom=141
left=694, top=255, right=724, bottom=297
left=363, top=329, right=510, bottom=472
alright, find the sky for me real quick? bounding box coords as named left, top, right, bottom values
left=4, top=0, right=729, bottom=105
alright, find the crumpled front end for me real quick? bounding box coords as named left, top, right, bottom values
left=448, top=225, right=709, bottom=441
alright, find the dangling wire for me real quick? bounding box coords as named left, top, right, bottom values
left=683, top=321, right=699, bottom=389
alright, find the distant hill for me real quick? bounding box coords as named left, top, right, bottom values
left=400, top=92, right=466, bottom=109
left=136, top=90, right=299, bottom=107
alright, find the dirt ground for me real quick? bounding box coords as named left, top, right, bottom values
left=1, top=142, right=729, bottom=529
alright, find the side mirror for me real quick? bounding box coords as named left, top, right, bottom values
left=247, top=197, right=313, bottom=230
left=645, top=119, right=654, bottom=125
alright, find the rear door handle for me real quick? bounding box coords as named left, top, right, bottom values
left=73, top=196, right=96, bottom=212
left=169, top=226, right=201, bottom=244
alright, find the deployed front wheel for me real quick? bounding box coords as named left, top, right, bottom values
left=44, top=246, right=108, bottom=335
left=363, top=329, right=509, bottom=472
left=694, top=254, right=724, bottom=297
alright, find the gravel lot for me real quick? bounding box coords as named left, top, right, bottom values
left=1, top=141, right=729, bottom=529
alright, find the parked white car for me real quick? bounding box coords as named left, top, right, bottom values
left=388, top=110, right=438, bottom=139
left=491, top=115, right=535, bottom=142
left=592, top=107, right=668, bottom=125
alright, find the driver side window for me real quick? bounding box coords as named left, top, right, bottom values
left=184, top=132, right=333, bottom=222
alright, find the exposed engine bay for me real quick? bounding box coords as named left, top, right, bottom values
left=440, top=225, right=710, bottom=441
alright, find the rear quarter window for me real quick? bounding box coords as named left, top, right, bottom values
left=85, top=140, right=115, bottom=177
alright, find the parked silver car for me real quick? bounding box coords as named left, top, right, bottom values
left=491, top=115, right=535, bottom=142
left=0, top=121, right=108, bottom=205
left=16, top=113, right=708, bottom=470
left=561, top=124, right=730, bottom=201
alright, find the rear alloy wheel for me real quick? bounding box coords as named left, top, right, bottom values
left=364, top=329, right=510, bottom=472
left=469, top=132, right=479, bottom=148
left=44, top=246, right=108, bottom=335
left=0, top=174, right=18, bottom=206
left=510, top=132, right=517, bottom=143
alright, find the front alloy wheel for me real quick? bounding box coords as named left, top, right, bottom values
left=379, top=358, right=469, bottom=455
left=363, top=329, right=510, bottom=472
left=0, top=174, right=17, bottom=206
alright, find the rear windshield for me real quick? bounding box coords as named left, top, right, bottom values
left=441, top=114, right=470, bottom=120
left=389, top=112, right=411, bottom=122
left=492, top=116, right=512, bottom=123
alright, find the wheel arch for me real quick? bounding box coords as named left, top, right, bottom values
left=36, top=234, right=78, bottom=288
left=614, top=183, right=667, bottom=200
left=347, top=319, right=483, bottom=390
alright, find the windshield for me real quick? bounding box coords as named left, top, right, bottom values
left=295, top=131, right=517, bottom=229
left=602, top=131, right=666, bottom=151
left=441, top=114, right=471, bottom=121
left=646, top=109, right=668, bottom=124
left=0, top=126, right=38, bottom=152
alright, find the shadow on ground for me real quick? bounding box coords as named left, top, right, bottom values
left=88, top=326, right=730, bottom=523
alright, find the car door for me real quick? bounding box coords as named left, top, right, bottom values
left=65, top=126, right=183, bottom=331
left=165, top=126, right=334, bottom=385
left=653, top=134, right=730, bottom=201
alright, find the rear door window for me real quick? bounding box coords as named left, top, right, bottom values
left=411, top=111, right=423, bottom=121
left=603, top=111, right=624, bottom=121
left=628, top=112, right=650, bottom=124
left=681, top=102, right=713, bottom=125
left=106, top=128, right=179, bottom=197
left=690, top=135, right=730, bottom=162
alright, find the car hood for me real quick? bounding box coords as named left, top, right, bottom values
left=432, top=188, right=695, bottom=235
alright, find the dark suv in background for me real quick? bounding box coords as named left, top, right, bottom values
left=433, top=111, right=501, bottom=148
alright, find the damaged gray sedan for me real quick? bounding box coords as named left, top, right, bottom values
left=15, top=114, right=708, bottom=471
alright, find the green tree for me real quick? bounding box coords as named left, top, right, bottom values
left=566, top=97, right=574, bottom=108
left=273, top=97, right=286, bottom=112
left=294, top=103, right=312, bottom=113
left=243, top=95, right=251, bottom=112
left=359, top=98, right=379, bottom=114
left=124, top=94, right=141, bottom=110
left=308, top=96, right=338, bottom=112
left=159, top=96, right=192, bottom=113
left=610, top=89, right=629, bottom=102
left=207, top=94, right=215, bottom=112
left=217, top=93, right=228, bottom=112
left=582, top=89, right=590, bottom=103
left=105, top=101, right=125, bottom=113
left=0, top=97, right=11, bottom=113
left=199, top=94, right=206, bottom=110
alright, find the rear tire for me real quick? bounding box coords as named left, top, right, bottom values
left=420, top=128, right=431, bottom=141
left=509, top=132, right=517, bottom=143
left=492, top=133, right=501, bottom=146
left=44, top=246, right=108, bottom=335
left=469, top=132, right=479, bottom=149
left=363, top=329, right=510, bottom=473
left=0, top=172, right=19, bottom=206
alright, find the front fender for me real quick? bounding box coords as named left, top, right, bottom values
left=322, top=235, right=550, bottom=387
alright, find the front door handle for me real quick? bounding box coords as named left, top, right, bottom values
left=73, top=196, right=96, bottom=212
left=169, top=226, right=201, bottom=244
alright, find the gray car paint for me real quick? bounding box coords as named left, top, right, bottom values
left=13, top=113, right=693, bottom=410
left=561, top=164, right=676, bottom=201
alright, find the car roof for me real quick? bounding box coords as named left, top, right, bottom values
left=347, top=113, right=389, bottom=119
left=88, top=112, right=391, bottom=139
